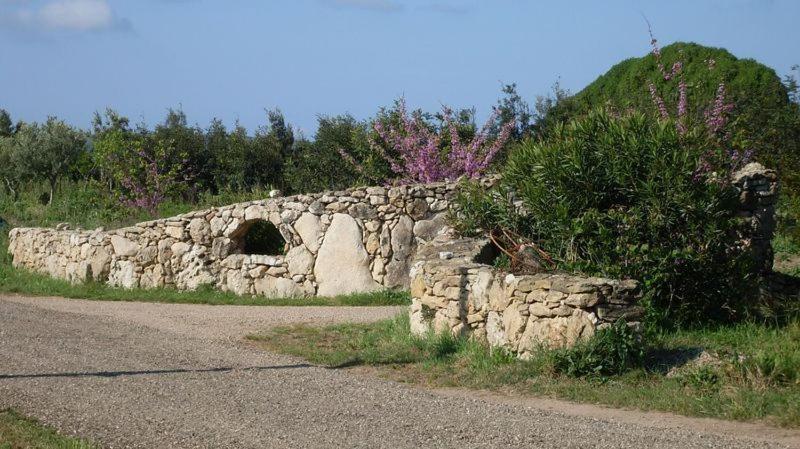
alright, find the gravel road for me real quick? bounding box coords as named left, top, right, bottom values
left=1, top=294, right=798, bottom=449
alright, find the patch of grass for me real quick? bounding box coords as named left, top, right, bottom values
left=0, top=264, right=409, bottom=307
left=249, top=314, right=800, bottom=428
left=773, top=232, right=800, bottom=276
left=0, top=409, right=95, bottom=449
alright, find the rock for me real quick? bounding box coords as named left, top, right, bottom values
left=286, top=245, right=314, bottom=276
left=410, top=275, right=427, bottom=298
left=406, top=198, right=429, bottom=220
left=165, top=226, right=184, bottom=239
left=171, top=241, right=190, bottom=259
left=486, top=311, right=506, bottom=347
left=385, top=215, right=415, bottom=288
left=469, top=270, right=493, bottom=311
left=314, top=214, right=379, bottom=296
left=65, top=261, right=92, bottom=284
left=502, top=305, right=526, bottom=346
left=365, top=233, right=381, bottom=254
left=254, top=276, right=310, bottom=298
left=244, top=205, right=266, bottom=221
left=348, top=203, right=377, bottom=220
left=174, top=248, right=215, bottom=290
left=518, top=311, right=595, bottom=351
left=226, top=270, right=250, bottom=295
left=89, top=248, right=111, bottom=281
left=413, top=214, right=448, bottom=242
left=564, top=292, right=600, bottom=308
left=211, top=237, right=233, bottom=259
left=108, top=260, right=138, bottom=289
left=294, top=213, right=323, bottom=253
left=250, top=255, right=281, bottom=266
left=138, top=246, right=158, bottom=265
left=110, top=235, right=139, bottom=257
left=209, top=217, right=226, bottom=236
left=188, top=218, right=210, bottom=244
left=371, top=257, right=385, bottom=281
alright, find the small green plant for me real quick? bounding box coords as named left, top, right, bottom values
left=681, top=365, right=721, bottom=392
left=549, top=320, right=644, bottom=378
left=492, top=253, right=511, bottom=271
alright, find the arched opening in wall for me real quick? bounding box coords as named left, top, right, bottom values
left=230, top=220, right=287, bottom=255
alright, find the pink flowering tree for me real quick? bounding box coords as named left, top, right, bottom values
left=339, top=98, right=514, bottom=185
left=93, top=129, right=192, bottom=215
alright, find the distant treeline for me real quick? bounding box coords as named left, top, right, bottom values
left=0, top=42, right=798, bottom=228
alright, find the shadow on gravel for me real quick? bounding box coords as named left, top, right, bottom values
left=0, top=363, right=311, bottom=380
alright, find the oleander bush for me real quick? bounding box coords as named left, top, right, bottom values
left=454, top=110, right=756, bottom=326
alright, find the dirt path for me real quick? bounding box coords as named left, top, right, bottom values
left=1, top=295, right=798, bottom=449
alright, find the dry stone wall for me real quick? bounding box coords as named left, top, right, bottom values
left=408, top=238, right=643, bottom=357
left=9, top=180, right=494, bottom=298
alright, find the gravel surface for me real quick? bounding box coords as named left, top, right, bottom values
left=1, top=295, right=798, bottom=449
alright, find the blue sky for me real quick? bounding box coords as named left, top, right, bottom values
left=0, top=0, right=798, bottom=136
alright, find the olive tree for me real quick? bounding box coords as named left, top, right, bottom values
left=12, top=118, right=86, bottom=205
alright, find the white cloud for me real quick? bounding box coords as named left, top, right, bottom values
left=0, top=0, right=129, bottom=33
left=39, top=0, right=112, bottom=31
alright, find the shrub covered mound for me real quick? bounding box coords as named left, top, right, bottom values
left=553, top=42, right=800, bottom=194
left=455, top=110, right=755, bottom=326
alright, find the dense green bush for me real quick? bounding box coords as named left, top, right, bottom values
left=455, top=110, right=756, bottom=326
left=550, top=320, right=644, bottom=377
left=550, top=42, right=800, bottom=195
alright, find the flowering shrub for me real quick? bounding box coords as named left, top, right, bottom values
left=339, top=99, right=514, bottom=184
left=93, top=129, right=191, bottom=215
left=454, top=110, right=755, bottom=326
left=644, top=31, right=754, bottom=187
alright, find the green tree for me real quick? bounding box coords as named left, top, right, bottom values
left=493, top=83, right=533, bottom=141
left=153, top=108, right=205, bottom=195
left=284, top=115, right=370, bottom=194
left=0, top=135, right=22, bottom=199
left=0, top=109, right=14, bottom=137
left=11, top=118, right=86, bottom=205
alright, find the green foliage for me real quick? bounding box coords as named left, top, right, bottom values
left=5, top=118, right=86, bottom=205
left=551, top=42, right=800, bottom=196
left=92, top=125, right=190, bottom=213
left=549, top=320, right=644, bottom=377
left=242, top=220, right=286, bottom=255
left=0, top=109, right=13, bottom=137
left=283, top=115, right=373, bottom=194
left=456, top=110, right=755, bottom=325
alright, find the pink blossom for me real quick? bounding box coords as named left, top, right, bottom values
left=340, top=98, right=513, bottom=184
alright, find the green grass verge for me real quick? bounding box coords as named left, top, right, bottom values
left=248, top=314, right=800, bottom=428
left=0, top=264, right=409, bottom=306
left=0, top=409, right=95, bottom=449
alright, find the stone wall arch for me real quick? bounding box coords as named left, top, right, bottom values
left=228, top=219, right=287, bottom=256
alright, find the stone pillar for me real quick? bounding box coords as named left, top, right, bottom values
left=732, top=162, right=779, bottom=274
